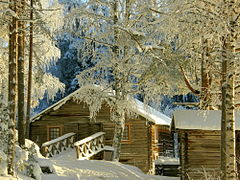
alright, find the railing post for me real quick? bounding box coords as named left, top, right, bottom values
left=70, top=136, right=74, bottom=148
left=44, top=147, right=49, bottom=158
left=75, top=146, right=80, bottom=159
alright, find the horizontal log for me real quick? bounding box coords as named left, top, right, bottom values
left=185, top=130, right=220, bottom=134
left=188, top=136, right=220, bottom=140
left=187, top=144, right=220, bottom=148
left=186, top=163, right=220, bottom=168
left=186, top=159, right=221, bottom=163
left=187, top=155, right=220, bottom=159
left=186, top=164, right=220, bottom=168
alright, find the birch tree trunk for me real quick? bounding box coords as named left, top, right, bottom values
left=112, top=105, right=125, bottom=161
left=221, top=0, right=238, bottom=179
left=222, top=42, right=236, bottom=180
left=111, top=0, right=124, bottom=161
left=7, top=0, right=18, bottom=175
left=17, top=0, right=26, bottom=147
left=26, top=0, right=33, bottom=139
left=200, top=38, right=212, bottom=110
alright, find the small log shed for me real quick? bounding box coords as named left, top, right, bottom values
left=30, top=89, right=173, bottom=173
left=172, top=110, right=240, bottom=179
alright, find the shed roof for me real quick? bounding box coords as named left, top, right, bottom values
left=172, top=110, right=240, bottom=130
left=31, top=89, right=171, bottom=126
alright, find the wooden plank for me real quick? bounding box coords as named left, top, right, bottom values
left=186, top=130, right=220, bottom=135
left=179, top=131, right=187, bottom=179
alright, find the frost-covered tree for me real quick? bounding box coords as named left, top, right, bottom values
left=26, top=0, right=33, bottom=138
left=0, top=0, right=65, bottom=105
left=64, top=0, right=183, bottom=160
left=17, top=0, right=27, bottom=148
left=26, top=0, right=65, bottom=106
left=0, top=2, right=9, bottom=105
left=0, top=101, right=9, bottom=176
left=160, top=0, right=240, bottom=178
left=221, top=0, right=239, bottom=178
left=0, top=0, right=65, bottom=175
left=7, top=0, right=18, bottom=175
left=145, top=1, right=220, bottom=110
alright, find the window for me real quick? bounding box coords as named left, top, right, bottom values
left=48, top=126, right=62, bottom=141
left=122, top=124, right=130, bottom=142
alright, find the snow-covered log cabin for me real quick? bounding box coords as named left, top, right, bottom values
left=30, top=90, right=172, bottom=173
left=172, top=110, right=240, bottom=179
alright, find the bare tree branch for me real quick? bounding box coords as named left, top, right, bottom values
left=149, top=8, right=168, bottom=15
left=179, top=65, right=200, bottom=95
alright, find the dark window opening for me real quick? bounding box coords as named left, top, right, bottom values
left=48, top=127, right=61, bottom=140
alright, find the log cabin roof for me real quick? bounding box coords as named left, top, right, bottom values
left=31, top=89, right=171, bottom=126
left=172, top=110, right=240, bottom=130
left=130, top=99, right=171, bottom=125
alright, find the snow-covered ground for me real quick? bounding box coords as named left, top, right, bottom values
left=42, top=149, right=179, bottom=180
left=1, top=147, right=180, bottom=180
left=0, top=174, right=33, bottom=180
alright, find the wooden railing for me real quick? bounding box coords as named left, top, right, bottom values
left=41, top=132, right=75, bottom=158
left=74, top=132, right=105, bottom=160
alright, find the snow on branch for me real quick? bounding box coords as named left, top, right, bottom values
left=0, top=8, right=18, bottom=18
left=114, top=25, right=145, bottom=51
left=73, top=85, right=114, bottom=120
left=179, top=65, right=200, bottom=95
left=142, top=45, right=165, bottom=52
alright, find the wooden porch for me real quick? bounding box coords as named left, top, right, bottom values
left=41, top=131, right=114, bottom=161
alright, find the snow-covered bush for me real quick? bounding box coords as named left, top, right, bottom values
left=15, top=145, right=29, bottom=172
left=24, top=139, right=44, bottom=180
left=0, top=102, right=9, bottom=176
left=0, top=134, right=44, bottom=179
left=0, top=103, right=9, bottom=153
left=25, top=139, right=44, bottom=159
left=0, top=150, right=7, bottom=176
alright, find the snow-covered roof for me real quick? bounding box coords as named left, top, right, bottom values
left=172, top=110, right=240, bottom=130
left=31, top=89, right=171, bottom=126
left=131, top=99, right=171, bottom=126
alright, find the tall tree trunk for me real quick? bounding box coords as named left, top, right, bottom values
left=221, top=54, right=227, bottom=179
left=221, top=0, right=238, bottom=179
left=7, top=0, right=18, bottom=175
left=112, top=106, right=125, bottom=161
left=17, top=0, right=26, bottom=147
left=111, top=0, right=125, bottom=161
left=200, top=38, right=212, bottom=110
left=222, top=41, right=236, bottom=180
left=26, top=0, right=33, bottom=139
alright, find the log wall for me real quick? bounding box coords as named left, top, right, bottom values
left=179, top=130, right=226, bottom=179
left=151, top=125, right=173, bottom=160
left=30, top=100, right=163, bottom=173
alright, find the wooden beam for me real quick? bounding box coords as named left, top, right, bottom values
left=173, top=102, right=199, bottom=106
